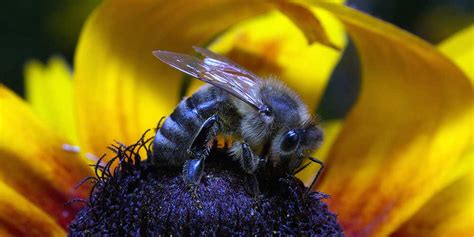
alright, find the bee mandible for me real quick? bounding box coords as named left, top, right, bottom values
left=152, top=47, right=324, bottom=195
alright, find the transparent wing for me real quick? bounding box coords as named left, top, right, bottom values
left=192, top=46, right=262, bottom=82
left=153, top=48, right=265, bottom=111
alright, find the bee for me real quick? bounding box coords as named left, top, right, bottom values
left=152, top=46, right=324, bottom=195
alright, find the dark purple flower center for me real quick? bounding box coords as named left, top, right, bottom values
left=68, top=132, right=343, bottom=236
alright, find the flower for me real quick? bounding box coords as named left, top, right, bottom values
left=1, top=0, right=473, bottom=236
left=68, top=133, right=343, bottom=235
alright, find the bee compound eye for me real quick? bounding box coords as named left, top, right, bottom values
left=281, top=129, right=300, bottom=152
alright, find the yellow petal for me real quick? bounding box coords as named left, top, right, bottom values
left=0, top=85, right=92, bottom=228
left=275, top=0, right=341, bottom=49
left=438, top=24, right=474, bottom=79
left=75, top=0, right=264, bottom=156
left=392, top=152, right=474, bottom=237
left=435, top=25, right=474, bottom=188
left=24, top=57, right=79, bottom=145
left=75, top=0, right=344, bottom=156
left=312, top=3, right=473, bottom=236
left=0, top=181, right=65, bottom=236
left=391, top=25, right=474, bottom=237
left=186, top=6, right=345, bottom=113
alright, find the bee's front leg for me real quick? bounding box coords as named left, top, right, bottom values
left=230, top=142, right=263, bottom=198
left=183, top=114, right=220, bottom=189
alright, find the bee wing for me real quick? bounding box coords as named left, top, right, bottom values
left=153, top=49, right=265, bottom=110
left=192, top=46, right=261, bottom=82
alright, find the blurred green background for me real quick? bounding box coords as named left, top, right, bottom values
left=0, top=0, right=472, bottom=118
left=1, top=0, right=99, bottom=95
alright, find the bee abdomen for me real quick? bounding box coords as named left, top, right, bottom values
left=152, top=86, right=229, bottom=167
left=152, top=98, right=203, bottom=166
left=190, top=86, right=229, bottom=119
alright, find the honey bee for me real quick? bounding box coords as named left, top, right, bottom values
left=152, top=47, right=324, bottom=195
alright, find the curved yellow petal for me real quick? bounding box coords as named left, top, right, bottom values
left=186, top=6, right=345, bottom=112
left=0, top=85, right=92, bottom=228
left=435, top=25, right=474, bottom=188
left=392, top=152, right=474, bottom=237
left=274, top=0, right=341, bottom=49
left=75, top=0, right=343, bottom=156
left=438, top=24, right=474, bottom=79
left=24, top=57, right=79, bottom=144
left=312, top=3, right=473, bottom=236
left=0, top=181, right=65, bottom=236
left=392, top=25, right=474, bottom=237
left=75, top=0, right=266, bottom=156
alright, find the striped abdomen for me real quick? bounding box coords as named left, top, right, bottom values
left=152, top=86, right=234, bottom=166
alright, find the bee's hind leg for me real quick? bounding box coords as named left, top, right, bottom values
left=182, top=115, right=220, bottom=193
left=183, top=158, right=205, bottom=206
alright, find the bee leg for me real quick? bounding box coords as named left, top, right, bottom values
left=187, top=114, right=220, bottom=157
left=246, top=173, right=264, bottom=209
left=305, top=156, right=324, bottom=196
left=182, top=115, right=220, bottom=187
left=231, top=142, right=261, bottom=174
left=231, top=142, right=263, bottom=198
left=183, top=158, right=204, bottom=208
left=183, top=158, right=205, bottom=186
left=293, top=162, right=311, bottom=175
left=245, top=173, right=261, bottom=197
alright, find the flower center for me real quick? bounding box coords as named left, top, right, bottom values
left=68, top=132, right=342, bottom=235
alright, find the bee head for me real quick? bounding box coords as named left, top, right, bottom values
left=236, top=79, right=323, bottom=173
left=270, top=122, right=323, bottom=173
